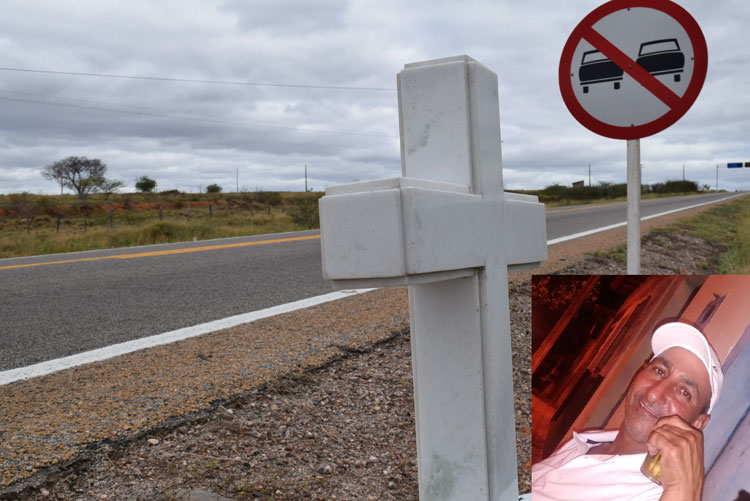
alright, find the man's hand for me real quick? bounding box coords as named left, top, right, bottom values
left=648, top=415, right=705, bottom=501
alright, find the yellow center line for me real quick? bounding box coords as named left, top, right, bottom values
left=0, top=234, right=321, bottom=271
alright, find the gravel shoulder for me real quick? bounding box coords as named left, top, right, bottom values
left=0, top=200, right=734, bottom=500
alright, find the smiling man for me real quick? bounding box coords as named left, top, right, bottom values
left=532, top=322, right=723, bottom=501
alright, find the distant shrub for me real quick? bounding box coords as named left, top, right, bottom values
left=135, top=176, right=157, bottom=193
left=538, top=181, right=630, bottom=202
left=287, top=202, right=319, bottom=229
left=206, top=184, right=222, bottom=193
left=540, top=184, right=568, bottom=201
left=258, top=191, right=283, bottom=207
left=648, top=180, right=699, bottom=194
left=606, top=183, right=627, bottom=198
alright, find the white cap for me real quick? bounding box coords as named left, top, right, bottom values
left=651, top=322, right=723, bottom=414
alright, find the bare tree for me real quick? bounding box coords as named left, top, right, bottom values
left=96, top=179, right=125, bottom=200
left=42, top=156, right=119, bottom=200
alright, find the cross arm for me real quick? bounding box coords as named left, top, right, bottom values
left=503, top=191, right=548, bottom=271
left=319, top=178, right=547, bottom=289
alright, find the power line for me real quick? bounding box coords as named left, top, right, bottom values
left=0, top=66, right=396, bottom=92
left=0, top=91, right=397, bottom=138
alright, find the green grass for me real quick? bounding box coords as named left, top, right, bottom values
left=591, top=244, right=626, bottom=264
left=667, top=195, right=750, bottom=273
left=722, top=222, right=750, bottom=274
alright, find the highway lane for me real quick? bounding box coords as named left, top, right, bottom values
left=545, top=192, right=740, bottom=240
left=0, top=192, right=743, bottom=372
left=0, top=230, right=333, bottom=371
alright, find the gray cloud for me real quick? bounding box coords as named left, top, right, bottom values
left=0, top=0, right=748, bottom=195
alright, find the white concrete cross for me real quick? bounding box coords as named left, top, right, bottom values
left=319, top=55, right=547, bottom=501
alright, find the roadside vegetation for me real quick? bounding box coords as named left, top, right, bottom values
left=668, top=195, right=750, bottom=273
left=589, top=195, right=750, bottom=272
left=0, top=179, right=739, bottom=261
left=510, top=179, right=709, bottom=207
left=0, top=191, right=322, bottom=258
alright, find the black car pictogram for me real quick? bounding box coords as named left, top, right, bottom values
left=578, top=50, right=623, bottom=93
left=579, top=38, right=686, bottom=94
left=635, top=38, right=685, bottom=82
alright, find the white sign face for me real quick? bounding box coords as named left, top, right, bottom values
left=559, top=0, right=707, bottom=140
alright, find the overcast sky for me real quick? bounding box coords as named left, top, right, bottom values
left=1, top=0, right=748, bottom=195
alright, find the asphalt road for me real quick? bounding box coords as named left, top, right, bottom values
left=0, top=192, right=742, bottom=371
left=0, top=230, right=332, bottom=371
left=544, top=192, right=739, bottom=241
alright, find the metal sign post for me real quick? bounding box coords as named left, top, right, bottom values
left=627, top=139, right=641, bottom=274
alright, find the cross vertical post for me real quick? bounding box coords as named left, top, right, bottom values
left=319, top=55, right=547, bottom=500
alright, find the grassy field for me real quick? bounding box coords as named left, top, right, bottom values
left=2, top=191, right=748, bottom=271
left=0, top=191, right=321, bottom=258
left=669, top=195, right=750, bottom=274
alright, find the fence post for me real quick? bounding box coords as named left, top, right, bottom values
left=159, top=206, right=163, bottom=220
left=209, top=203, right=213, bottom=218
left=56, top=215, right=61, bottom=233
left=109, top=209, right=114, bottom=229
left=187, top=206, right=191, bottom=222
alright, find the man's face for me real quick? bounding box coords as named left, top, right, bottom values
left=622, top=347, right=712, bottom=444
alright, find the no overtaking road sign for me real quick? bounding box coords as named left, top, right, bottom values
left=559, top=0, right=707, bottom=140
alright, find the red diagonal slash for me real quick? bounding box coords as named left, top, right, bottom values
left=582, top=26, right=682, bottom=109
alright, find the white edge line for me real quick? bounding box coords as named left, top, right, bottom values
left=546, top=194, right=744, bottom=245
left=0, top=288, right=375, bottom=387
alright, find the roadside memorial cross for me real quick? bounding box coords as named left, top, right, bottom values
left=319, top=55, right=547, bottom=500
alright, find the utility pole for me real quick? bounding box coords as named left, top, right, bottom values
left=236, top=168, right=239, bottom=193
left=683, top=163, right=685, bottom=181
left=588, top=163, right=591, bottom=186
left=716, top=164, right=719, bottom=191
left=305, top=164, right=308, bottom=192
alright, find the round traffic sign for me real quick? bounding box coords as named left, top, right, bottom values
left=559, top=0, right=707, bottom=140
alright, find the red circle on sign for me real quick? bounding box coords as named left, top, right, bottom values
left=559, top=0, right=708, bottom=140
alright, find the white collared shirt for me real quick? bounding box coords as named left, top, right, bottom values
left=531, top=430, right=663, bottom=501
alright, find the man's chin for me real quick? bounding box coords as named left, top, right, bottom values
left=623, top=415, right=657, bottom=445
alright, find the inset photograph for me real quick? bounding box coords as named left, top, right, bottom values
left=531, top=275, right=750, bottom=500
